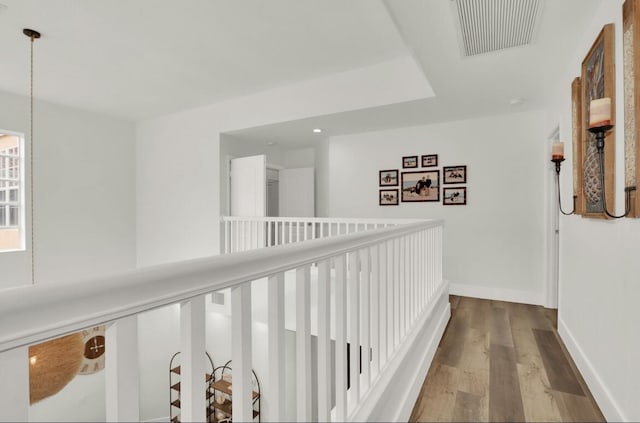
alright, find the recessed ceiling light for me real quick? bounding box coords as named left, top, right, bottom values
left=509, top=98, right=526, bottom=106
left=313, top=128, right=322, bottom=133
left=266, top=141, right=277, bottom=146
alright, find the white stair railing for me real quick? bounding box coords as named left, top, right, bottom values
left=0, top=218, right=446, bottom=422
left=221, top=216, right=424, bottom=253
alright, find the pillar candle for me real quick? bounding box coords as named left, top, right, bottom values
left=589, top=97, right=612, bottom=128
left=552, top=142, right=564, bottom=160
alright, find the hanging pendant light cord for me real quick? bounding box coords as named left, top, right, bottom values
left=29, top=34, right=35, bottom=284
left=24, top=29, right=40, bottom=284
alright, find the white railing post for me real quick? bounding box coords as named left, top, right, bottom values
left=180, top=296, right=206, bottom=422
left=379, top=242, right=388, bottom=365
left=180, top=296, right=206, bottom=423
left=361, top=248, right=371, bottom=390
left=317, top=260, right=331, bottom=422
left=335, top=255, right=348, bottom=421
left=371, top=244, right=380, bottom=377
left=399, top=238, right=405, bottom=339
left=296, top=265, right=312, bottom=421
left=232, top=284, right=253, bottom=423
left=0, top=347, right=28, bottom=422
left=348, top=250, right=360, bottom=408
left=268, top=273, right=286, bottom=421
left=105, top=316, right=139, bottom=422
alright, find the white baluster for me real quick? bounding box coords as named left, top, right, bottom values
left=370, top=244, right=380, bottom=377
left=224, top=220, right=230, bottom=254
left=296, top=265, right=312, bottom=421
left=399, top=238, right=405, bottom=339
left=267, top=220, right=272, bottom=247
left=288, top=221, right=293, bottom=244
left=381, top=241, right=390, bottom=362
left=268, top=273, right=285, bottom=421
left=0, top=347, right=28, bottom=422
left=232, top=284, right=253, bottom=423
left=106, top=316, right=139, bottom=422
left=317, top=260, right=331, bottom=422
left=180, top=296, right=206, bottom=423
left=360, top=248, right=371, bottom=390
left=348, top=250, right=360, bottom=408
left=335, top=255, right=348, bottom=421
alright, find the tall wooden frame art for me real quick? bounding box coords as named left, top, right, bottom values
left=580, top=23, right=616, bottom=218
left=572, top=77, right=583, bottom=214
left=624, top=0, right=640, bottom=217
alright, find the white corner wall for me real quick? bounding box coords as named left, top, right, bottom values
left=0, top=89, right=136, bottom=421
left=327, top=111, right=547, bottom=304
left=0, top=90, right=136, bottom=289
left=546, top=0, right=640, bottom=420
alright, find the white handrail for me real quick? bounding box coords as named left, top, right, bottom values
left=0, top=220, right=442, bottom=352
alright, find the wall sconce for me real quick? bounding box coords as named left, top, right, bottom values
left=550, top=142, right=575, bottom=215
left=588, top=97, right=635, bottom=219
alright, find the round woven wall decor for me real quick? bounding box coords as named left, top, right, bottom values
left=29, top=333, right=84, bottom=404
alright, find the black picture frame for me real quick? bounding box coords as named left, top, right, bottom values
left=421, top=154, right=438, bottom=167
left=379, top=189, right=399, bottom=206
left=401, top=170, right=440, bottom=202
left=443, top=187, right=467, bottom=205
left=402, top=156, right=418, bottom=168
left=443, top=165, right=467, bottom=184
left=379, top=169, right=399, bottom=186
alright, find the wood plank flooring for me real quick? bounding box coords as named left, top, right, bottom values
left=410, top=296, right=605, bottom=422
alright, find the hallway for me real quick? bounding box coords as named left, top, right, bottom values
left=410, top=296, right=604, bottom=422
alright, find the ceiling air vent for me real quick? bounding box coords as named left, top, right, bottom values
left=452, top=0, right=541, bottom=57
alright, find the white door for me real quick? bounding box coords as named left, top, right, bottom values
left=230, top=155, right=266, bottom=251
left=230, top=155, right=266, bottom=217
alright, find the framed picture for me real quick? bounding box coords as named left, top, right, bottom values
left=401, top=170, right=439, bottom=202
left=580, top=23, right=615, bottom=218
left=571, top=77, right=583, bottom=215
left=421, top=154, right=438, bottom=167
left=443, top=187, right=467, bottom=205
left=379, top=169, right=399, bottom=186
left=379, top=189, right=399, bottom=206
left=443, top=165, right=467, bottom=184
left=402, top=156, right=418, bottom=168
left=623, top=0, right=640, bottom=216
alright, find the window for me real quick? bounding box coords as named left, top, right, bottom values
left=0, top=132, right=25, bottom=252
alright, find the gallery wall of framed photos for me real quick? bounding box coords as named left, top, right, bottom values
left=379, top=154, right=467, bottom=206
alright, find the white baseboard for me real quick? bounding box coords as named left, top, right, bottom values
left=142, top=417, right=168, bottom=422
left=351, top=280, right=451, bottom=422
left=558, top=317, right=625, bottom=422
left=395, top=298, right=451, bottom=422
left=450, top=282, right=543, bottom=306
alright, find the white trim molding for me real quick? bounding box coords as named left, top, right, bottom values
left=449, top=282, right=544, bottom=306
left=558, top=318, right=625, bottom=422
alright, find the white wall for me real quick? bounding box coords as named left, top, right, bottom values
left=0, top=90, right=136, bottom=287
left=327, top=111, right=547, bottom=304
left=545, top=0, right=640, bottom=420
left=0, top=90, right=136, bottom=421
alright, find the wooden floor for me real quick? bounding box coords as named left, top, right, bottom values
left=410, top=296, right=605, bottom=422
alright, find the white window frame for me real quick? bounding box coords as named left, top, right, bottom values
left=0, top=130, right=26, bottom=252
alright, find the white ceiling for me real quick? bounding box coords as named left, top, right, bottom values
left=0, top=0, right=602, bottom=144
left=0, top=0, right=407, bottom=120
